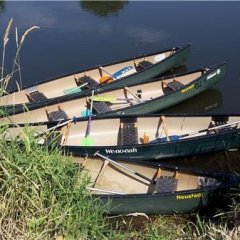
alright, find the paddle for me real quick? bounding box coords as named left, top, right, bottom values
left=99, top=66, right=116, bottom=83
left=33, top=117, right=76, bottom=140
left=63, top=82, right=88, bottom=95
left=99, top=65, right=135, bottom=83
left=180, top=119, right=240, bottom=139
left=94, top=151, right=154, bottom=184
left=152, top=119, right=240, bottom=143
left=81, top=90, right=95, bottom=146
left=91, top=95, right=134, bottom=103
left=87, top=187, right=125, bottom=195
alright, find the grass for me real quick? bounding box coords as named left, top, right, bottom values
left=1, top=18, right=240, bottom=240
left=0, top=126, right=108, bottom=239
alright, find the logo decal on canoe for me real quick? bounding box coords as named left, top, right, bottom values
left=105, top=148, right=137, bottom=154
left=207, top=69, right=221, bottom=80
left=176, top=193, right=202, bottom=200
left=181, top=84, right=194, bottom=93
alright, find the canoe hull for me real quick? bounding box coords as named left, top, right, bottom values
left=65, top=128, right=240, bottom=161
left=95, top=188, right=224, bottom=215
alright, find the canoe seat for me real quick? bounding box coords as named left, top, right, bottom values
left=47, top=109, right=68, bottom=121
left=118, top=118, right=138, bottom=145
left=92, top=101, right=112, bottom=114
left=26, top=90, right=48, bottom=102
left=163, top=80, right=185, bottom=94
left=136, top=60, right=153, bottom=71
left=198, top=177, right=219, bottom=188
left=76, top=75, right=98, bottom=89
left=155, top=176, right=178, bottom=193
left=167, top=81, right=184, bottom=91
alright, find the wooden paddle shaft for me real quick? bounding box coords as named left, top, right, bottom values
left=94, top=152, right=154, bottom=184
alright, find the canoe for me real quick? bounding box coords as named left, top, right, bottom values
left=2, top=63, right=225, bottom=123
left=77, top=156, right=238, bottom=215
left=0, top=44, right=191, bottom=108
left=5, top=114, right=240, bottom=161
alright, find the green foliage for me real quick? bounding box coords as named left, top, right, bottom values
left=0, top=127, right=108, bottom=239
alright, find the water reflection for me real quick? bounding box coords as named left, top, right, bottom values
left=0, top=1, right=5, bottom=14
left=163, top=89, right=222, bottom=113
left=80, top=1, right=128, bottom=17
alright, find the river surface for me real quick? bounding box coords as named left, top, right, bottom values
left=1, top=1, right=240, bottom=172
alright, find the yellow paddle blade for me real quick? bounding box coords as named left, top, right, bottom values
left=91, top=96, right=115, bottom=102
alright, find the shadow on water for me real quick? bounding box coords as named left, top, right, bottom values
left=146, top=150, right=240, bottom=175
left=160, top=65, right=189, bottom=77
left=79, top=0, right=128, bottom=17
left=162, top=89, right=223, bottom=113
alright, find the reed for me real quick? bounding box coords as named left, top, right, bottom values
left=1, top=18, right=13, bottom=85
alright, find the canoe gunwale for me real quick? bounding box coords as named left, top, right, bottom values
left=92, top=183, right=230, bottom=198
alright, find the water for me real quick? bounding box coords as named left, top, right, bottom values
left=1, top=1, right=240, bottom=172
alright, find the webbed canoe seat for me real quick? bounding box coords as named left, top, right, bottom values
left=26, top=90, right=48, bottom=102
left=136, top=60, right=153, bottom=71
left=167, top=80, right=184, bottom=91
left=118, top=118, right=138, bottom=146
left=162, top=80, right=185, bottom=94
left=92, top=101, right=112, bottom=114
left=46, top=106, right=68, bottom=121
left=76, top=75, right=99, bottom=89
left=155, top=176, right=178, bottom=193
left=198, top=177, right=219, bottom=188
